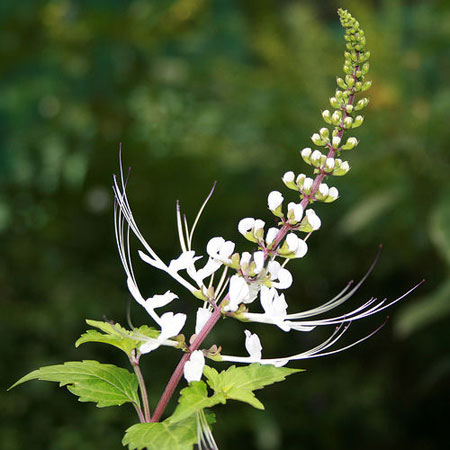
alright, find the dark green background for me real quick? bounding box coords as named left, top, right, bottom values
left=1, top=0, right=448, bottom=449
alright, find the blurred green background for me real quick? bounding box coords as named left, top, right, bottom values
left=1, top=0, right=449, bottom=449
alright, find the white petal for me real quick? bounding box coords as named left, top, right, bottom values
left=266, top=227, right=279, bottom=245
left=260, top=286, right=276, bottom=314
left=148, top=291, right=178, bottom=309
left=219, top=240, right=235, bottom=259
left=140, top=339, right=160, bottom=354
left=253, top=251, right=265, bottom=274
left=183, top=350, right=205, bottom=383
left=195, top=307, right=212, bottom=335
left=206, top=237, right=225, bottom=258
left=267, top=260, right=281, bottom=279
left=194, top=258, right=222, bottom=284
left=159, top=312, right=186, bottom=341
left=273, top=267, right=293, bottom=289
left=286, top=233, right=300, bottom=253
left=306, top=209, right=321, bottom=230
left=238, top=218, right=255, bottom=235
left=282, top=171, right=295, bottom=182
left=226, top=275, right=249, bottom=312
left=168, top=251, right=202, bottom=272
left=295, top=239, right=308, bottom=258
left=240, top=252, right=252, bottom=265
left=267, top=191, right=283, bottom=211
left=244, top=330, right=262, bottom=360
left=253, top=219, right=265, bottom=231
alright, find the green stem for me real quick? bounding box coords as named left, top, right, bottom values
left=130, top=351, right=152, bottom=422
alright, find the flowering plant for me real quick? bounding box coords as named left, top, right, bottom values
left=9, top=9, right=422, bottom=450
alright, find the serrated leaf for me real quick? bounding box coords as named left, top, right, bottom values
left=169, top=381, right=225, bottom=424
left=76, top=319, right=159, bottom=356
left=9, top=360, right=140, bottom=408
left=122, top=417, right=197, bottom=450
left=204, top=363, right=302, bottom=410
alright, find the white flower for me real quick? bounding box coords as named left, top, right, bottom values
left=311, top=150, right=322, bottom=163
left=287, top=202, right=303, bottom=223
left=332, top=136, right=341, bottom=148
left=183, top=350, right=205, bottom=383
left=259, top=286, right=290, bottom=332
left=225, top=275, right=250, bottom=312
left=285, top=233, right=308, bottom=258
left=325, top=158, right=335, bottom=170
left=301, top=148, right=312, bottom=159
left=267, top=191, right=283, bottom=211
left=265, top=227, right=279, bottom=246
left=305, top=209, right=321, bottom=230
left=282, top=171, right=295, bottom=183
left=267, top=261, right=293, bottom=289
left=318, top=183, right=329, bottom=197
left=303, top=177, right=313, bottom=192
left=168, top=251, right=202, bottom=272
left=253, top=251, right=265, bottom=274
left=238, top=217, right=255, bottom=236
left=195, top=307, right=212, bottom=335
left=140, top=311, right=187, bottom=354
left=328, top=187, right=339, bottom=200
left=240, top=251, right=252, bottom=266
left=244, top=330, right=262, bottom=361
left=147, top=291, right=178, bottom=309
left=206, top=237, right=235, bottom=264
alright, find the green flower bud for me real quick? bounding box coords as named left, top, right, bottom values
left=332, top=159, right=350, bottom=176
left=322, top=110, right=332, bottom=124
left=319, top=127, right=330, bottom=139
left=345, top=104, right=354, bottom=113
left=341, top=137, right=358, bottom=150
left=330, top=97, right=342, bottom=109
left=324, top=187, right=339, bottom=203
left=296, top=173, right=306, bottom=188
left=352, top=115, right=364, bottom=128
left=362, top=62, right=370, bottom=74
left=336, top=77, right=347, bottom=90
left=361, top=80, right=372, bottom=92
left=332, top=136, right=342, bottom=149
left=345, top=74, right=355, bottom=88
left=300, top=147, right=312, bottom=165
left=310, top=150, right=323, bottom=167
left=355, top=98, right=369, bottom=111
left=282, top=171, right=297, bottom=190
left=343, top=116, right=353, bottom=129
left=311, top=133, right=327, bottom=146
left=331, top=110, right=342, bottom=125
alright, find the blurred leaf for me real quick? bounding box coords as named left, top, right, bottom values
left=429, top=192, right=450, bottom=266
left=395, top=278, right=450, bottom=337
left=9, top=360, right=140, bottom=408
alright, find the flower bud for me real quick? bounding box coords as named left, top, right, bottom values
left=352, top=115, right=364, bottom=128
left=302, top=177, right=314, bottom=194
left=310, top=150, right=322, bottom=167
left=319, top=127, right=329, bottom=139
left=282, top=171, right=297, bottom=190
left=324, top=186, right=339, bottom=203
left=345, top=74, right=355, bottom=88
left=341, top=137, right=358, bottom=150
left=238, top=218, right=258, bottom=242
left=330, top=97, right=342, bottom=109
left=296, top=173, right=306, bottom=187
left=361, top=80, right=372, bottom=92
left=343, top=116, right=353, bottom=129
left=253, top=219, right=265, bottom=240
left=300, top=147, right=312, bottom=165
left=316, top=183, right=329, bottom=200
left=345, top=104, right=354, bottom=113
left=331, top=110, right=342, bottom=125
left=325, top=157, right=335, bottom=172
left=355, top=98, right=369, bottom=111
left=298, top=209, right=321, bottom=232
left=322, top=110, right=332, bottom=124
left=287, top=202, right=303, bottom=224
left=279, top=233, right=308, bottom=258
left=332, top=136, right=341, bottom=149
left=336, top=77, right=347, bottom=90
left=267, top=191, right=284, bottom=218
left=265, top=227, right=279, bottom=247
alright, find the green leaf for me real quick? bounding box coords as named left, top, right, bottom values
left=204, top=364, right=302, bottom=410
left=122, top=417, right=197, bottom=450
left=76, top=319, right=159, bottom=356
left=169, top=381, right=225, bottom=424
left=9, top=360, right=140, bottom=408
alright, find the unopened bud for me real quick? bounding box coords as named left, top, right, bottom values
left=341, top=137, right=358, bottom=150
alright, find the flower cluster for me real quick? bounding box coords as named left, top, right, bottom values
left=111, top=10, right=422, bottom=390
